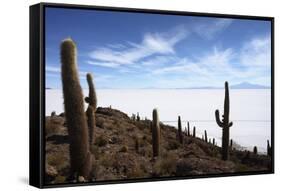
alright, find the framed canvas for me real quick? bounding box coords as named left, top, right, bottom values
left=29, top=2, right=274, bottom=188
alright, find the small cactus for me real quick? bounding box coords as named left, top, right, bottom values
left=152, top=109, right=160, bottom=157
left=60, top=38, right=92, bottom=179
left=230, top=139, right=233, bottom=150
left=51, top=111, right=56, bottom=117
left=204, top=130, right=208, bottom=142
left=137, top=112, right=140, bottom=121
left=253, top=146, right=258, bottom=155
left=187, top=122, right=190, bottom=136
left=178, top=116, right=183, bottom=144
left=213, top=138, right=215, bottom=145
left=267, top=140, right=272, bottom=156
left=193, top=126, right=196, bottom=138
left=215, top=81, right=233, bottom=161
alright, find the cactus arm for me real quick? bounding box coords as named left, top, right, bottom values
left=228, top=121, right=233, bottom=128
left=215, top=110, right=224, bottom=127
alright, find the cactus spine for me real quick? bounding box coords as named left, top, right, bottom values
left=215, top=81, right=233, bottom=161
left=85, top=73, right=97, bottom=145
left=178, top=116, right=183, bottom=144
left=60, top=38, right=92, bottom=179
left=152, top=109, right=160, bottom=157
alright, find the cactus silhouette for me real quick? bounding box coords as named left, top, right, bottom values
left=193, top=126, right=196, bottom=138
left=204, top=130, right=208, bottom=142
left=253, top=146, right=258, bottom=155
left=215, top=81, right=233, bottom=160
left=178, top=116, right=183, bottom=144
left=267, top=140, right=272, bottom=156
left=230, top=139, right=233, bottom=150
left=85, top=73, right=97, bottom=145
left=187, top=121, right=190, bottom=136
left=152, top=109, right=160, bottom=157
left=213, top=138, right=215, bottom=145
left=60, top=38, right=92, bottom=180
left=137, top=112, right=140, bottom=121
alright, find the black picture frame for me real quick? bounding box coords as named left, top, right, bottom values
left=30, top=2, right=274, bottom=188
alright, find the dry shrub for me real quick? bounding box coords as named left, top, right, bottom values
left=119, top=145, right=128, bottom=152
left=95, top=135, right=108, bottom=147
left=154, top=152, right=177, bottom=175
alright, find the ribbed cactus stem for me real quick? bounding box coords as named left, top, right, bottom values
left=85, top=73, right=97, bottom=145
left=152, top=109, right=160, bottom=157
left=215, top=81, right=233, bottom=160
left=178, top=116, right=183, bottom=144
left=85, top=73, right=97, bottom=111
left=60, top=38, right=92, bottom=179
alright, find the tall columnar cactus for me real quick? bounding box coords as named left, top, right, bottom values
left=213, top=138, right=215, bottom=145
left=215, top=81, right=233, bottom=161
left=267, top=140, right=272, bottom=156
left=204, top=130, right=208, bottom=143
left=187, top=121, right=190, bottom=136
left=85, top=73, right=97, bottom=111
left=193, top=126, right=196, bottom=138
left=152, top=109, right=160, bottom=157
left=178, top=116, right=183, bottom=144
left=137, top=112, right=140, bottom=121
left=85, top=73, right=97, bottom=145
left=60, top=38, right=92, bottom=180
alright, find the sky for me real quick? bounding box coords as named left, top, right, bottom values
left=45, top=7, right=271, bottom=89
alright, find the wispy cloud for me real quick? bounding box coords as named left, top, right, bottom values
left=193, top=18, right=233, bottom=40
left=87, top=26, right=188, bottom=68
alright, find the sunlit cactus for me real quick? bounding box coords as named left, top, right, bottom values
left=152, top=109, right=160, bottom=157
left=60, top=38, right=92, bottom=180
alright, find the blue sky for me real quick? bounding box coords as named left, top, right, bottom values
left=45, top=7, right=271, bottom=89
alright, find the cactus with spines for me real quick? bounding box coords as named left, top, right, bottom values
left=85, top=73, right=97, bottom=111
left=213, top=138, right=215, bottom=145
left=187, top=122, right=190, bottom=136
left=184, top=127, right=188, bottom=136
left=204, top=130, right=208, bottom=143
left=215, top=81, right=233, bottom=161
left=85, top=73, right=97, bottom=145
left=152, top=109, right=160, bottom=157
left=178, top=116, right=183, bottom=144
left=193, top=126, right=196, bottom=138
left=60, top=38, right=92, bottom=180
left=267, top=140, right=272, bottom=156
left=253, top=146, right=258, bottom=155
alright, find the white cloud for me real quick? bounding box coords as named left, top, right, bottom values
left=240, top=35, right=271, bottom=67
left=193, top=18, right=233, bottom=40
left=88, top=26, right=187, bottom=67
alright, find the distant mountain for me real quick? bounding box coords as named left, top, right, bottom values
left=230, top=82, right=270, bottom=89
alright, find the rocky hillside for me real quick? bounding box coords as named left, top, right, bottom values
left=45, top=107, right=271, bottom=184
